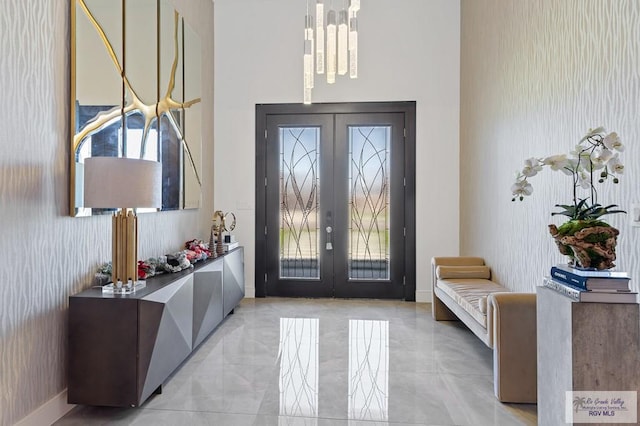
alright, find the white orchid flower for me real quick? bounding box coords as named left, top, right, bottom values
left=579, top=126, right=606, bottom=143
left=522, top=158, right=543, bottom=177
left=576, top=169, right=591, bottom=189
left=560, top=158, right=580, bottom=176
left=543, top=154, right=568, bottom=171
left=591, top=148, right=613, bottom=168
left=512, top=127, right=624, bottom=208
left=511, top=180, right=533, bottom=197
left=608, top=154, right=624, bottom=174
left=603, top=132, right=624, bottom=152
left=578, top=150, right=592, bottom=163
left=570, top=144, right=591, bottom=158
left=579, top=157, right=599, bottom=172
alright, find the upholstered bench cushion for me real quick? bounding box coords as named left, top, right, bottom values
left=436, top=265, right=491, bottom=280
left=478, top=295, right=488, bottom=314
left=436, top=279, right=508, bottom=328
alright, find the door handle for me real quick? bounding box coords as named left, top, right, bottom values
left=326, top=226, right=333, bottom=250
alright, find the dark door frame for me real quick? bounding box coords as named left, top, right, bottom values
left=255, top=101, right=416, bottom=301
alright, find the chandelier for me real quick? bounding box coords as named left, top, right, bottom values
left=304, top=0, right=360, bottom=104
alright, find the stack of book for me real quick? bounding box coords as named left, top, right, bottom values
left=223, top=241, right=239, bottom=252
left=544, top=264, right=637, bottom=303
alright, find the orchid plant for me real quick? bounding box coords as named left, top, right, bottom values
left=511, top=127, right=626, bottom=221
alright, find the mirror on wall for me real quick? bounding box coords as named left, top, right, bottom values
left=71, top=0, right=202, bottom=217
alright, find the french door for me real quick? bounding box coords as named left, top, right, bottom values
left=256, top=103, right=415, bottom=299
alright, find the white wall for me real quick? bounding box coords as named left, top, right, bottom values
left=460, top=0, right=640, bottom=292
left=0, top=1, right=214, bottom=425
left=214, top=0, right=461, bottom=301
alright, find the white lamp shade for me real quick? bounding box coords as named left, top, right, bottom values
left=84, top=157, right=162, bottom=209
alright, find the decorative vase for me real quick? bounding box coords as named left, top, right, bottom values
left=548, top=220, right=619, bottom=270
left=209, top=224, right=218, bottom=258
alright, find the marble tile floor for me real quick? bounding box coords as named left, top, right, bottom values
left=55, top=298, right=537, bottom=426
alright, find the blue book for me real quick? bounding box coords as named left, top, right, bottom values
left=554, top=264, right=629, bottom=278
left=550, top=266, right=630, bottom=291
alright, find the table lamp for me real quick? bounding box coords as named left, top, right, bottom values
left=84, top=157, right=162, bottom=293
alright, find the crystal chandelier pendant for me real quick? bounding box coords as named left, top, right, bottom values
left=326, top=9, right=337, bottom=84
left=337, top=9, right=348, bottom=75
left=348, top=15, right=358, bottom=78
left=316, top=0, right=325, bottom=74
left=304, top=6, right=315, bottom=104
left=304, top=0, right=359, bottom=102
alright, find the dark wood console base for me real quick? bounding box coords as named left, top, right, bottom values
left=68, top=248, right=244, bottom=407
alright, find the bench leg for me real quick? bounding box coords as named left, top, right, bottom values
left=432, top=295, right=459, bottom=321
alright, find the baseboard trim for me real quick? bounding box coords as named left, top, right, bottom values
left=244, top=286, right=255, bottom=298
left=14, top=389, right=75, bottom=426
left=415, top=289, right=432, bottom=303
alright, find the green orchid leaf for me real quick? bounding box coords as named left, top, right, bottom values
left=598, top=209, right=626, bottom=216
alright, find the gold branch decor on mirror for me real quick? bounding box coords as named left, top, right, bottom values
left=70, top=0, right=203, bottom=216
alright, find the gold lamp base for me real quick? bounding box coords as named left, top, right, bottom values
left=112, top=208, right=138, bottom=284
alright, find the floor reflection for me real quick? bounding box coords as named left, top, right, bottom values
left=348, top=320, right=389, bottom=422
left=278, top=317, right=390, bottom=424
left=278, top=318, right=319, bottom=425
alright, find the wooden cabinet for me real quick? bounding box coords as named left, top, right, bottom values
left=537, top=286, right=640, bottom=425
left=68, top=248, right=244, bottom=407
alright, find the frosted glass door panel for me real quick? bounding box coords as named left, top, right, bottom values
left=279, top=127, right=320, bottom=279
left=348, top=126, right=390, bottom=280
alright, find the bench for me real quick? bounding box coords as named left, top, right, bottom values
left=431, top=256, right=537, bottom=403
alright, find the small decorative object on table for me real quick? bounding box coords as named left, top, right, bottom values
left=222, top=212, right=237, bottom=252
left=210, top=210, right=237, bottom=256
left=96, top=239, right=213, bottom=288
left=185, top=239, right=211, bottom=263
left=210, top=210, right=225, bottom=256
left=101, top=279, right=146, bottom=294
left=512, top=127, right=626, bottom=270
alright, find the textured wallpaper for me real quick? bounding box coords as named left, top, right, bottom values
left=461, top=0, right=640, bottom=293
left=0, top=1, right=214, bottom=425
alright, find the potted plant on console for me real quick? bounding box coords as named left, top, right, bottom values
left=511, top=127, right=625, bottom=270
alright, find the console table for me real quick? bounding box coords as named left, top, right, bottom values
left=67, top=247, right=244, bottom=407
left=537, top=285, right=640, bottom=425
